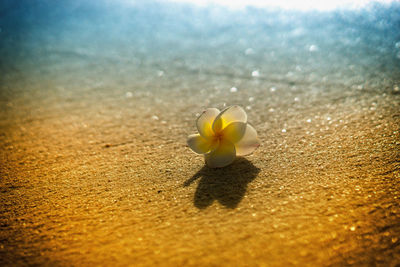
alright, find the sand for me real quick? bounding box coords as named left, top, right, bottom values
left=1, top=1, right=400, bottom=266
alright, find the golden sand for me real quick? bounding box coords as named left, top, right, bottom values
left=1, top=65, right=399, bottom=266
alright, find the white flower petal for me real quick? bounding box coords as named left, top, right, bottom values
left=221, top=121, right=247, bottom=144
left=235, top=124, right=260, bottom=156
left=187, top=134, right=212, bottom=154
left=196, top=108, right=220, bottom=138
left=205, top=139, right=236, bottom=168
left=212, top=105, right=247, bottom=133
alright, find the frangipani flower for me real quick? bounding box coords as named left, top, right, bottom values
left=187, top=105, right=260, bottom=168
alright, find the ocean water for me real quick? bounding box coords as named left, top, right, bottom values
left=1, top=0, right=399, bottom=89
left=1, top=0, right=400, bottom=265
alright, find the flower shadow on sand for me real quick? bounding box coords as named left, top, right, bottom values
left=184, top=158, right=260, bottom=209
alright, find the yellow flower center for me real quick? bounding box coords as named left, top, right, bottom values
left=212, top=130, right=224, bottom=142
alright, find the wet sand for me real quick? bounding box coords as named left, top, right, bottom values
left=1, top=1, right=400, bottom=266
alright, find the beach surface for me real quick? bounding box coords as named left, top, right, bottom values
left=1, top=1, right=400, bottom=266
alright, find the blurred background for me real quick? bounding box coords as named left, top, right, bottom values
left=1, top=0, right=399, bottom=94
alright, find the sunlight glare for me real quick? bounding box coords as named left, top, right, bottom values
left=165, top=0, right=394, bottom=10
